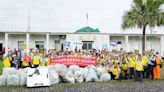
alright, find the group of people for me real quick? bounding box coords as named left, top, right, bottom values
left=0, top=48, right=163, bottom=82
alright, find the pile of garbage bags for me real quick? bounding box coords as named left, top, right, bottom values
left=0, top=64, right=111, bottom=86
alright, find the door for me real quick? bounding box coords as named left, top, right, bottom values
left=82, top=41, right=93, bottom=50
left=0, top=43, right=2, bottom=52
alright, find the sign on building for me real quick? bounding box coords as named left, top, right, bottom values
left=27, top=67, right=50, bottom=87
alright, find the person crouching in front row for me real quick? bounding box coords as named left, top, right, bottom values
left=135, top=54, right=144, bottom=82
left=112, top=63, right=121, bottom=80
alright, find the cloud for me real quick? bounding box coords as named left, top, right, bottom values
left=0, top=0, right=136, bottom=33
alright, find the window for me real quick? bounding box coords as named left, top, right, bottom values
left=55, top=40, right=61, bottom=50
left=35, top=41, right=44, bottom=49
left=18, top=41, right=24, bottom=50
left=82, top=41, right=93, bottom=50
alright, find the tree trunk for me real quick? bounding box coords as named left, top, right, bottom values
left=142, top=25, right=147, bottom=52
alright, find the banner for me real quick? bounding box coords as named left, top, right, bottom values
left=51, top=56, right=97, bottom=67
left=27, top=67, right=50, bottom=87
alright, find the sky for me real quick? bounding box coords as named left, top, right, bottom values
left=0, top=0, right=163, bottom=33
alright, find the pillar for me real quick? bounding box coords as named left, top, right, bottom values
left=26, top=33, right=29, bottom=56
left=5, top=33, right=8, bottom=55
left=46, top=34, right=49, bottom=51
left=125, top=35, right=128, bottom=51
left=160, top=36, right=164, bottom=57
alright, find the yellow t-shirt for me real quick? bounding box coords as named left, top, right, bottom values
left=129, top=57, right=135, bottom=68
left=22, top=61, right=29, bottom=66
left=121, top=63, right=128, bottom=71
left=33, top=55, right=40, bottom=65
left=135, top=61, right=144, bottom=71
left=3, top=57, right=11, bottom=67
left=142, top=56, right=148, bottom=67
left=112, top=67, right=120, bottom=76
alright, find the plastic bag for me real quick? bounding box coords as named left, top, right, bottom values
left=3, top=68, right=17, bottom=76
left=49, top=69, right=60, bottom=85
left=85, top=68, right=99, bottom=82
left=19, top=74, right=27, bottom=86
left=62, top=70, right=75, bottom=83
left=69, top=65, right=80, bottom=72
left=7, top=74, right=20, bottom=86
left=96, top=67, right=107, bottom=76
left=82, top=68, right=89, bottom=79
left=74, top=68, right=84, bottom=83
left=54, top=64, right=68, bottom=77
left=0, top=75, right=6, bottom=86
left=99, top=73, right=111, bottom=82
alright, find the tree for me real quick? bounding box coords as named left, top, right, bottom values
left=122, top=0, right=164, bottom=51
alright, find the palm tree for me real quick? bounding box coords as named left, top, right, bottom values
left=122, top=0, right=164, bottom=51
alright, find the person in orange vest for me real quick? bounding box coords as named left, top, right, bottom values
left=153, top=52, right=163, bottom=79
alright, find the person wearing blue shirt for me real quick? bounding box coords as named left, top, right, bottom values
left=148, top=53, right=156, bottom=80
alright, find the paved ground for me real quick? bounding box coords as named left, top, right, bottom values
left=0, top=80, right=164, bottom=92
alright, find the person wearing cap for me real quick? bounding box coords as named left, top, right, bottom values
left=153, top=52, right=163, bottom=79
left=32, top=50, right=40, bottom=68
left=11, top=54, right=18, bottom=69
left=135, top=54, right=144, bottom=82
left=148, top=51, right=156, bottom=80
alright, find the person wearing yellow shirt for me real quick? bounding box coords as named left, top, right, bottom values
left=22, top=52, right=30, bottom=68
left=120, top=58, right=129, bottom=79
left=112, top=63, right=121, bottom=80
left=32, top=50, right=40, bottom=68
left=45, top=54, right=51, bottom=66
left=128, top=53, right=136, bottom=79
left=135, top=54, right=144, bottom=82
left=3, top=54, right=11, bottom=67
left=142, top=51, right=149, bottom=78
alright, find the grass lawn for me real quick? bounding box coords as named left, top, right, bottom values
left=0, top=60, right=3, bottom=75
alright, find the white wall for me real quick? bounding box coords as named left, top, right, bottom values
left=66, top=34, right=109, bottom=51
left=8, top=34, right=26, bottom=50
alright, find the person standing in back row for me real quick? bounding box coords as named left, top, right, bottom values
left=148, top=52, right=156, bottom=80
left=135, top=54, right=144, bottom=82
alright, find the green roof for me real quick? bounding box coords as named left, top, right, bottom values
left=76, top=26, right=100, bottom=33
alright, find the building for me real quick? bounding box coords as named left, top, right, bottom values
left=0, top=26, right=164, bottom=56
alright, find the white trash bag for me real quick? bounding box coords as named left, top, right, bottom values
left=19, top=74, right=27, bottom=86
left=82, top=67, right=89, bottom=79
left=54, top=64, right=68, bottom=77
left=62, top=70, right=75, bottom=83
left=100, top=73, right=111, bottom=82
left=49, top=69, right=60, bottom=85
left=96, top=67, right=107, bottom=76
left=85, top=68, right=99, bottom=82
left=7, top=74, right=20, bottom=86
left=69, top=65, right=80, bottom=72
left=74, top=68, right=84, bottom=83
left=3, top=68, right=17, bottom=76
left=0, top=75, right=6, bottom=86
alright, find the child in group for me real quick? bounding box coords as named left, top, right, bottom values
left=135, top=54, right=144, bottom=82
